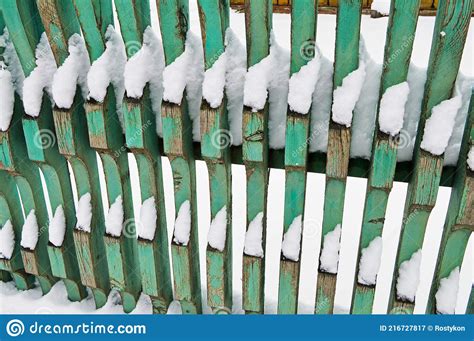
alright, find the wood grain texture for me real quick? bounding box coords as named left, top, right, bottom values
left=387, top=0, right=473, bottom=314
left=315, top=0, right=362, bottom=314
left=197, top=0, right=233, bottom=313
left=351, top=0, right=421, bottom=314
left=277, top=0, right=317, bottom=315
left=426, top=93, right=473, bottom=314
left=74, top=0, right=142, bottom=312
left=241, top=0, right=273, bottom=314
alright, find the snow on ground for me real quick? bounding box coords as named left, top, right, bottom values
left=75, top=193, right=92, bottom=233
left=52, top=34, right=89, bottom=109
left=357, top=236, right=383, bottom=286
left=138, top=197, right=157, bottom=241
left=173, top=200, right=191, bottom=246
left=0, top=220, right=14, bottom=259
left=244, top=212, right=264, bottom=258
left=22, top=33, right=56, bottom=117
left=396, top=249, right=422, bottom=303
left=435, top=267, right=460, bottom=314
left=20, top=210, right=39, bottom=251
left=48, top=206, right=66, bottom=247
left=319, top=224, right=342, bottom=274
left=207, top=205, right=227, bottom=252
left=105, top=196, right=124, bottom=237
left=281, top=215, right=302, bottom=261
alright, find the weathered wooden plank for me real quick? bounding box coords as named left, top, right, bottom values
left=425, top=92, right=473, bottom=314
left=36, top=0, right=112, bottom=308
left=277, top=0, right=317, bottom=315
left=0, top=1, right=67, bottom=296
left=115, top=0, right=172, bottom=313
left=197, top=0, right=233, bottom=314
left=73, top=0, right=142, bottom=313
left=350, top=0, right=421, bottom=314
left=0, top=16, right=34, bottom=289
left=242, top=0, right=272, bottom=315
left=0, top=172, right=35, bottom=290
left=315, top=0, right=362, bottom=315
left=157, top=0, right=202, bottom=314
left=5, top=0, right=87, bottom=302
left=387, top=0, right=473, bottom=314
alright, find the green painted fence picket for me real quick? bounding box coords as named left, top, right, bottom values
left=0, top=0, right=471, bottom=315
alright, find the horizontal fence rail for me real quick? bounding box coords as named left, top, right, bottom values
left=0, top=0, right=472, bottom=315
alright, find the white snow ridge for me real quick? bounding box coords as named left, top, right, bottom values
left=52, top=34, right=90, bottom=109
left=319, top=224, right=342, bottom=274
left=331, top=62, right=366, bottom=127
left=244, top=212, right=264, bottom=258
left=420, top=95, right=462, bottom=156
left=162, top=32, right=204, bottom=141
left=138, top=196, right=157, bottom=241
left=467, top=146, right=474, bottom=171
left=281, top=215, right=302, bottom=261
left=0, top=61, right=15, bottom=131
left=173, top=200, right=191, bottom=246
left=202, top=52, right=227, bottom=108
left=23, top=33, right=57, bottom=117
left=105, top=196, right=124, bottom=237
left=0, top=220, right=15, bottom=259
left=207, top=206, right=227, bottom=252
left=124, top=26, right=164, bottom=99
left=396, top=249, right=422, bottom=302
left=48, top=205, right=66, bottom=247
left=288, top=52, right=321, bottom=114
left=378, top=82, right=410, bottom=136
left=357, top=236, right=383, bottom=286
left=435, top=267, right=460, bottom=314
left=87, top=26, right=126, bottom=103
left=75, top=193, right=92, bottom=233
left=21, top=210, right=39, bottom=250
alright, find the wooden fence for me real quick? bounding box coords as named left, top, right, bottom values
left=231, top=0, right=439, bottom=10
left=0, top=0, right=472, bottom=315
